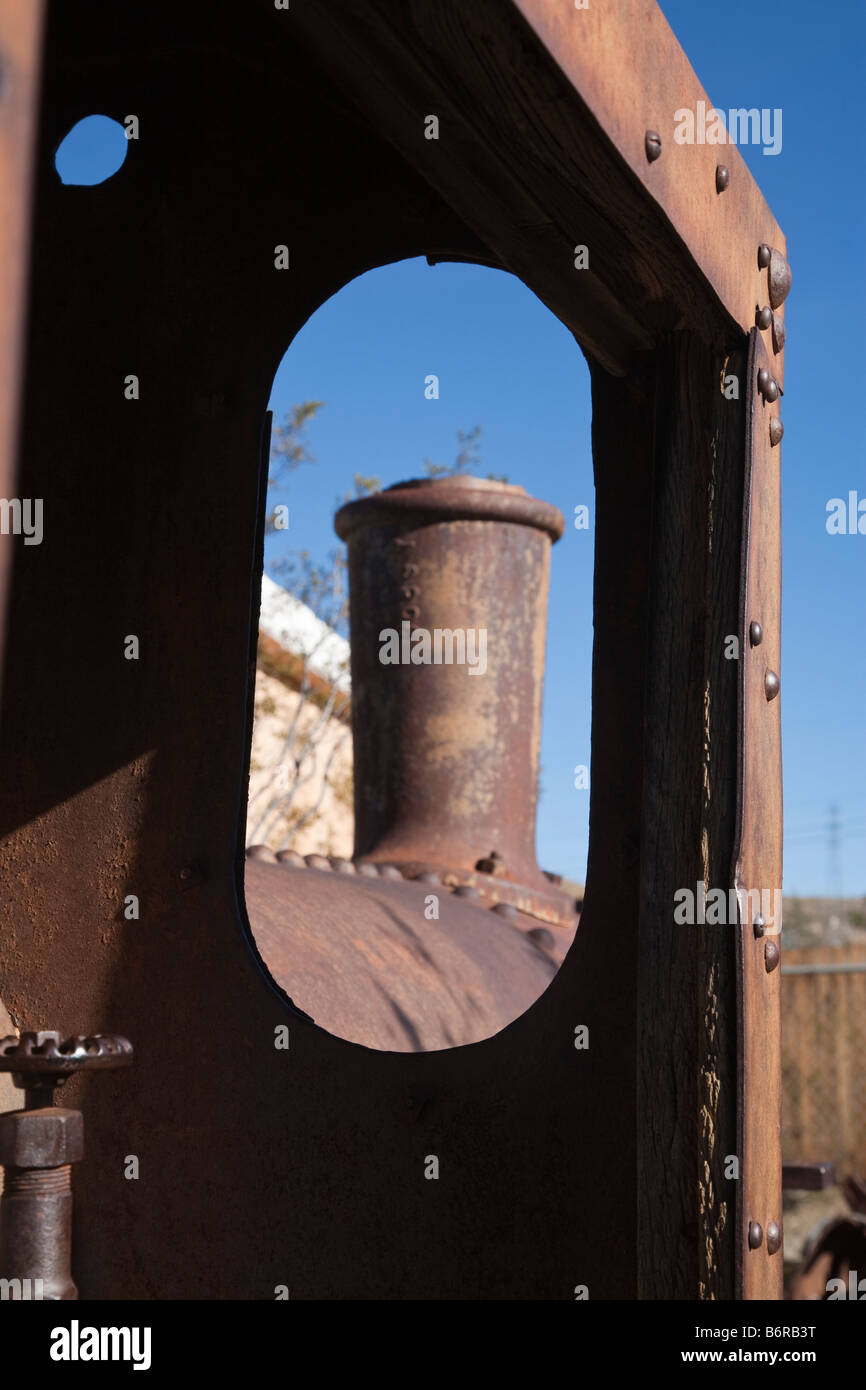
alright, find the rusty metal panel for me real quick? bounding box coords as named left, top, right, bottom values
left=0, top=0, right=788, bottom=1302
left=734, top=328, right=784, bottom=1298
left=0, top=2, right=629, bottom=1299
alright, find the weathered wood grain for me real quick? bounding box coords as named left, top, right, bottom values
left=634, top=335, right=744, bottom=1298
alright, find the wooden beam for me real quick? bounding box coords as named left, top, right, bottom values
left=734, top=329, right=784, bottom=1299
left=513, top=0, right=787, bottom=375
left=635, top=333, right=744, bottom=1298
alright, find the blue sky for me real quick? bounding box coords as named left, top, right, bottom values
left=57, top=0, right=864, bottom=895
left=264, top=261, right=596, bottom=885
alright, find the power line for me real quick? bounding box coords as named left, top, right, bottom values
left=786, top=827, right=866, bottom=843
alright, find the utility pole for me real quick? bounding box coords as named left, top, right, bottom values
left=827, top=803, right=843, bottom=897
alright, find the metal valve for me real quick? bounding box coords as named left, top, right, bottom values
left=0, top=1032, right=132, bottom=1300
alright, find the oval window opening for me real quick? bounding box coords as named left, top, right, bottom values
left=244, top=257, right=593, bottom=1052
left=54, top=114, right=128, bottom=185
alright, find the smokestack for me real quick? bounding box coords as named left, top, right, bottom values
left=334, top=475, right=573, bottom=926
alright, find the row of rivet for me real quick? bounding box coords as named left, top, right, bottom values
left=748, top=1219, right=782, bottom=1255
left=639, top=134, right=793, bottom=320
left=642, top=131, right=732, bottom=200
left=756, top=246, right=790, bottom=459
left=642, top=129, right=789, bottom=438
left=244, top=845, right=564, bottom=929
left=749, top=617, right=780, bottom=710
left=757, top=367, right=779, bottom=404
left=753, top=913, right=781, bottom=973
left=643, top=127, right=788, bottom=1282
left=755, top=305, right=785, bottom=357
left=748, top=342, right=784, bottom=1264
left=757, top=365, right=784, bottom=447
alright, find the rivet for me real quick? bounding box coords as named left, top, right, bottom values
left=492, top=902, right=520, bottom=921
left=178, top=864, right=205, bottom=889
left=454, top=884, right=481, bottom=900
left=769, top=417, right=784, bottom=447
left=645, top=130, right=662, bottom=162
left=715, top=163, right=730, bottom=192
left=756, top=306, right=772, bottom=331
left=757, top=369, right=779, bottom=403
left=757, top=244, right=771, bottom=269
left=771, top=313, right=786, bottom=355
left=765, top=939, right=781, bottom=972
left=527, top=926, right=555, bottom=949
left=355, top=861, right=380, bottom=878
left=413, top=870, right=441, bottom=885
left=766, top=1221, right=782, bottom=1255
left=748, top=1220, right=763, bottom=1249
left=276, top=848, right=305, bottom=868
left=304, top=853, right=332, bottom=871
left=749, top=620, right=763, bottom=647
left=753, top=914, right=767, bottom=938
left=765, top=669, right=780, bottom=701
left=377, top=863, right=403, bottom=880
left=768, top=248, right=792, bottom=309
left=330, top=857, right=356, bottom=874
left=246, top=844, right=277, bottom=862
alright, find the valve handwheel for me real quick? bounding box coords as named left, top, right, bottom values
left=0, top=1030, right=133, bottom=1299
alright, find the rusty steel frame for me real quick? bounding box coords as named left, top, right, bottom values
left=0, top=0, right=785, bottom=1300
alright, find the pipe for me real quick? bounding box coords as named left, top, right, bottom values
left=335, top=475, right=571, bottom=920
